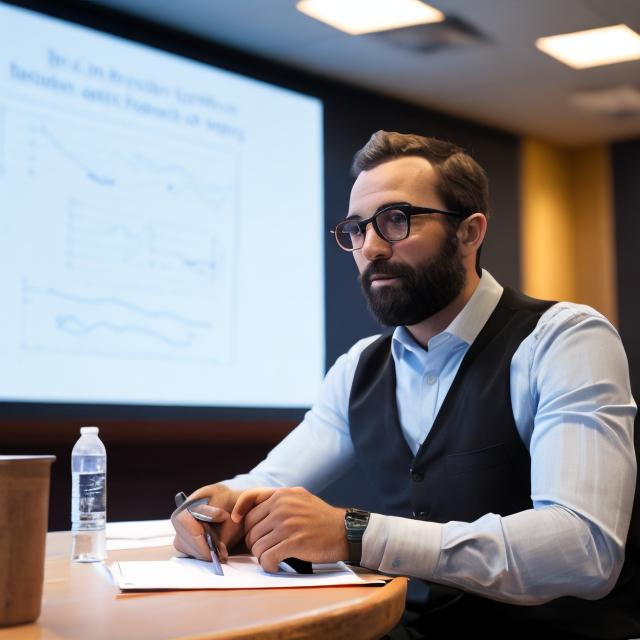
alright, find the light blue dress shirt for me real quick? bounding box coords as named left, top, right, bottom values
left=225, top=271, right=637, bottom=604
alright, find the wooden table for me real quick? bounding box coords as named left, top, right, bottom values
left=0, top=532, right=407, bottom=640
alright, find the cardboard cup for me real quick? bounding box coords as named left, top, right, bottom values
left=0, top=455, right=56, bottom=627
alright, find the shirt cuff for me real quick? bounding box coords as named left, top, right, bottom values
left=361, top=513, right=443, bottom=578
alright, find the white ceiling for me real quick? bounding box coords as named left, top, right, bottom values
left=82, top=0, right=640, bottom=146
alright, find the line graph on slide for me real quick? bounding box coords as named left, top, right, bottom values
left=65, top=199, right=218, bottom=281
left=6, top=107, right=239, bottom=207
left=4, top=104, right=241, bottom=363
left=20, top=279, right=229, bottom=361
left=26, top=122, right=235, bottom=210
left=18, top=281, right=235, bottom=362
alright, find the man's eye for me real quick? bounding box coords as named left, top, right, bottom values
left=386, top=211, right=406, bottom=225
left=343, top=222, right=363, bottom=235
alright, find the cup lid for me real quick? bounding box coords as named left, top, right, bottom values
left=0, top=455, right=56, bottom=461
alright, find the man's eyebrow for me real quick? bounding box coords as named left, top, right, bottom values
left=346, top=202, right=405, bottom=221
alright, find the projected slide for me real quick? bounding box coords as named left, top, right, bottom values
left=12, top=111, right=237, bottom=363
left=0, top=3, right=324, bottom=407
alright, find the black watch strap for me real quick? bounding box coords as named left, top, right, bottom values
left=344, top=508, right=370, bottom=565
left=348, top=540, right=362, bottom=565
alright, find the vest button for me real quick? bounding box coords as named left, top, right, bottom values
left=411, top=471, right=424, bottom=482
left=417, top=510, right=430, bottom=519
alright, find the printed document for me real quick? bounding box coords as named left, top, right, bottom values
left=110, top=555, right=386, bottom=590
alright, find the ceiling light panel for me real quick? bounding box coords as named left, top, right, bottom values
left=296, top=0, right=445, bottom=36
left=536, top=24, right=640, bottom=69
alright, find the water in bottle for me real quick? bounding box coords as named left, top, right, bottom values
left=71, top=426, right=107, bottom=562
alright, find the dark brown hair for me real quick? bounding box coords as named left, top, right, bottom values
left=352, top=130, right=490, bottom=218
left=351, top=130, right=489, bottom=272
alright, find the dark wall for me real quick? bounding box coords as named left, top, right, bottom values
left=612, top=138, right=640, bottom=402
left=612, top=138, right=640, bottom=418
left=1, top=0, right=521, bottom=529
left=611, top=137, right=640, bottom=544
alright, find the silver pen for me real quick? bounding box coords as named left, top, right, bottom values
left=174, top=491, right=224, bottom=576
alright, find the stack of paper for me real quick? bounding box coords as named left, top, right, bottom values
left=106, top=519, right=175, bottom=550
left=110, top=555, right=386, bottom=590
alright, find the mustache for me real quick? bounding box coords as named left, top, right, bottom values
left=361, top=261, right=414, bottom=285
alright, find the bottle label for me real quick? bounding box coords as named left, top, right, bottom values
left=79, top=473, right=106, bottom=513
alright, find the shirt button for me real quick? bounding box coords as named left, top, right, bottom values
left=411, top=471, right=424, bottom=482
left=392, top=558, right=401, bottom=569
left=426, top=375, right=437, bottom=385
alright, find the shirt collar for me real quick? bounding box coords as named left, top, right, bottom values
left=391, top=269, right=503, bottom=357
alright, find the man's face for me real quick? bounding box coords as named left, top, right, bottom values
left=348, top=156, right=466, bottom=326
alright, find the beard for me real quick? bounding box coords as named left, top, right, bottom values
left=360, top=231, right=466, bottom=327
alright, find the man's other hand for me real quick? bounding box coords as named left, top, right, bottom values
left=231, top=486, right=348, bottom=573
left=171, top=483, right=243, bottom=562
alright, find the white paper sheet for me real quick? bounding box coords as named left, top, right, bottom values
left=110, top=555, right=386, bottom=590
left=106, top=519, right=174, bottom=550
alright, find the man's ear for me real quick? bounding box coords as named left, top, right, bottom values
left=457, top=213, right=487, bottom=256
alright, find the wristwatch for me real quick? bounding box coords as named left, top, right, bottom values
left=344, top=508, right=370, bottom=565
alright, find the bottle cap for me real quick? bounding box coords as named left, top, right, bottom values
left=80, top=426, right=99, bottom=435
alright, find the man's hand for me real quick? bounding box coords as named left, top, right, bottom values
left=171, top=483, right=243, bottom=562
left=231, top=486, right=348, bottom=573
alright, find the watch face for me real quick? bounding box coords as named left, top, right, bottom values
left=346, top=509, right=370, bottom=540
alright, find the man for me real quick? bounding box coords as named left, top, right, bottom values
left=173, top=131, right=639, bottom=638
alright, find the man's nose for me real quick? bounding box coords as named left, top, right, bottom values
left=360, top=223, right=392, bottom=261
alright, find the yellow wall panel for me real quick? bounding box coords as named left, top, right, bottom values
left=571, top=146, right=618, bottom=325
left=520, top=139, right=617, bottom=324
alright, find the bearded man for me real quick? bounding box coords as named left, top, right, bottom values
left=172, top=131, right=639, bottom=639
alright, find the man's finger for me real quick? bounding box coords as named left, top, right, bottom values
left=243, top=495, right=279, bottom=534
left=244, top=509, right=277, bottom=551
left=173, top=532, right=209, bottom=561
left=173, top=533, right=202, bottom=560
left=171, top=507, right=202, bottom=538
left=248, top=525, right=283, bottom=563
left=259, top=539, right=293, bottom=574
left=186, top=484, right=220, bottom=502
left=189, top=503, right=228, bottom=523
left=171, top=509, right=211, bottom=559
left=175, top=530, right=210, bottom=560
left=216, top=516, right=243, bottom=550
left=231, top=487, right=278, bottom=523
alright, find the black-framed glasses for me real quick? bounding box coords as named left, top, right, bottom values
left=331, top=202, right=464, bottom=252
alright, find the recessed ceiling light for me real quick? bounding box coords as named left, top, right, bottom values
left=295, top=0, right=445, bottom=36
left=535, top=24, right=640, bottom=69
left=571, top=85, right=640, bottom=117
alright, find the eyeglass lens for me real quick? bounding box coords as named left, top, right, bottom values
left=335, top=208, right=409, bottom=250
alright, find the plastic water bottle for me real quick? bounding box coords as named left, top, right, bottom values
left=71, top=426, right=107, bottom=562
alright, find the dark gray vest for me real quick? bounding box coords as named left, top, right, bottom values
left=348, top=287, right=640, bottom=638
